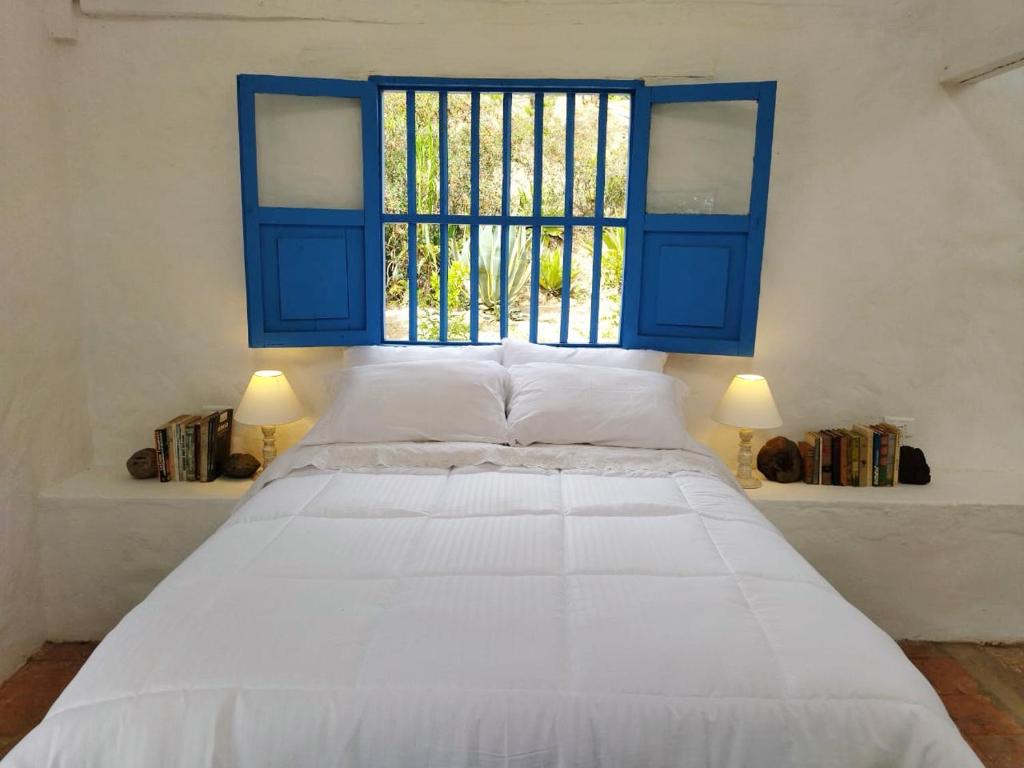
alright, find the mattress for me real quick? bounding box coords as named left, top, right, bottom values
left=3, top=442, right=980, bottom=767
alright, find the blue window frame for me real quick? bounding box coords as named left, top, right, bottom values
left=237, top=75, right=776, bottom=355
left=622, top=81, right=776, bottom=356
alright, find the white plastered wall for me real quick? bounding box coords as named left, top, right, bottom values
left=56, top=0, right=1024, bottom=473
left=2, top=0, right=1023, bottom=658
left=0, top=0, right=93, bottom=678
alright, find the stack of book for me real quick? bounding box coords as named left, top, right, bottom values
left=801, top=423, right=903, bottom=486
left=154, top=410, right=233, bottom=482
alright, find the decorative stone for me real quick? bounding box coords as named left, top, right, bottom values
left=126, top=448, right=158, bottom=479
left=757, top=436, right=803, bottom=483
left=223, top=453, right=260, bottom=479
left=898, top=445, right=931, bottom=485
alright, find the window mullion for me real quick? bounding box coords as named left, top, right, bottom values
left=500, top=92, right=512, bottom=340
left=438, top=90, right=449, bottom=343
left=560, top=93, right=575, bottom=344
left=529, top=92, right=543, bottom=344
left=590, top=93, right=609, bottom=344
left=405, top=90, right=418, bottom=341
left=469, top=91, right=481, bottom=342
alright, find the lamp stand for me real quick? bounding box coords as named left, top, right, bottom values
left=735, top=428, right=761, bottom=489
left=257, top=424, right=278, bottom=476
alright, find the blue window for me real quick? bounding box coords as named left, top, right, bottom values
left=238, top=76, right=775, bottom=355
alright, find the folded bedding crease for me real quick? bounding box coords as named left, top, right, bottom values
left=2, top=439, right=981, bottom=767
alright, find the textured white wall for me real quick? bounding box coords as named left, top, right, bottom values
left=0, top=0, right=93, bottom=677
left=54, top=0, right=1024, bottom=473
left=940, top=0, right=1024, bottom=82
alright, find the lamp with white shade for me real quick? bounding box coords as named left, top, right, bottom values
left=234, top=370, right=305, bottom=475
left=712, top=374, right=782, bottom=489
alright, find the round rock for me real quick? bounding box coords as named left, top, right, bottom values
left=126, top=448, right=158, bottom=479
left=756, top=436, right=803, bottom=483
left=224, top=453, right=261, bottom=479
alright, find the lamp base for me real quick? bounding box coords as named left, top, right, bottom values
left=735, top=428, right=762, bottom=489
left=256, top=424, right=278, bottom=477
left=737, top=475, right=763, bottom=490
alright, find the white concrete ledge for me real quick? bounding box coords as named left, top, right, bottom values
left=749, top=471, right=1024, bottom=643
left=39, top=466, right=252, bottom=641
left=38, top=467, right=1023, bottom=644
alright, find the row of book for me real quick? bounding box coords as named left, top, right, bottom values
left=154, top=410, right=233, bottom=482
left=801, top=423, right=903, bottom=486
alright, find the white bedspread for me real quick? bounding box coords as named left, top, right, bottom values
left=4, top=443, right=980, bottom=767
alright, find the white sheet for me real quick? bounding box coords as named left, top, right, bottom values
left=3, top=443, right=980, bottom=767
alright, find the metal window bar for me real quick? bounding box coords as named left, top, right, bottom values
left=438, top=90, right=449, bottom=342
left=405, top=90, right=417, bottom=341
left=500, top=92, right=512, bottom=340
left=560, top=94, right=575, bottom=344
left=469, top=91, right=480, bottom=342
left=385, top=86, right=628, bottom=346
left=590, top=93, right=609, bottom=344
left=529, top=92, right=543, bottom=343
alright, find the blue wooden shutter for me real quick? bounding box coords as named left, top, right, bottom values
left=238, top=75, right=382, bottom=347
left=621, top=81, right=776, bottom=356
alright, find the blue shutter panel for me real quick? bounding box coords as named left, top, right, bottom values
left=621, top=81, right=776, bottom=356
left=238, top=75, right=382, bottom=347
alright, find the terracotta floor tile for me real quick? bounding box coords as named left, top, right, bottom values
left=28, top=642, right=97, bottom=664
left=0, top=735, right=18, bottom=760
left=0, top=660, right=81, bottom=737
left=899, top=640, right=945, bottom=659
left=912, top=656, right=982, bottom=695
left=986, top=645, right=1024, bottom=677
left=943, top=693, right=1024, bottom=736
left=968, top=735, right=1024, bottom=768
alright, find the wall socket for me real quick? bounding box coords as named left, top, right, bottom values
left=883, top=416, right=914, bottom=441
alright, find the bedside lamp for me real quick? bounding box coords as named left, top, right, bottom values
left=712, top=374, right=782, bottom=489
left=234, top=370, right=304, bottom=475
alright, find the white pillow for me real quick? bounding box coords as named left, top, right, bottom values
left=501, top=337, right=667, bottom=372
left=506, top=363, right=691, bottom=449
left=344, top=344, right=502, bottom=368
left=308, top=360, right=509, bottom=445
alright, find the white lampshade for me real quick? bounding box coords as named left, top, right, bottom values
left=234, top=370, right=305, bottom=426
left=712, top=374, right=782, bottom=429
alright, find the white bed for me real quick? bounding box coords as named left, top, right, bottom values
left=4, top=439, right=979, bottom=767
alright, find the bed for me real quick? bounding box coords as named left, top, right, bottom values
left=3, top=350, right=981, bottom=767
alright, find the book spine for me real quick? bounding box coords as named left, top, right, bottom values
left=871, top=431, right=880, bottom=486
left=877, top=429, right=889, bottom=486
left=851, top=434, right=860, bottom=487
left=803, top=432, right=817, bottom=484
left=840, top=433, right=849, bottom=486
left=892, top=427, right=903, bottom=484
left=831, top=434, right=839, bottom=487
left=192, top=422, right=200, bottom=481
left=184, top=424, right=192, bottom=482
left=884, top=434, right=892, bottom=487
left=176, top=422, right=185, bottom=482
left=190, top=423, right=197, bottom=481
left=167, top=424, right=176, bottom=481
left=858, top=430, right=871, bottom=487
left=208, top=413, right=217, bottom=480
left=819, top=434, right=827, bottom=487
left=154, top=429, right=168, bottom=482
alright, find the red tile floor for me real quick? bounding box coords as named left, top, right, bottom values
left=1, top=641, right=1022, bottom=764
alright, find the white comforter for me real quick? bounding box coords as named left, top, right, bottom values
left=4, top=442, right=979, bottom=767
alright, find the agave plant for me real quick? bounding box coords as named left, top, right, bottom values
left=458, top=226, right=531, bottom=313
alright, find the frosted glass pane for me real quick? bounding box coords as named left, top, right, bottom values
left=255, top=94, right=363, bottom=209
left=646, top=100, right=757, bottom=215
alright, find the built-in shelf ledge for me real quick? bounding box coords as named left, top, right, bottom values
left=41, top=465, right=253, bottom=503
left=747, top=469, right=1022, bottom=508
left=747, top=469, right=1024, bottom=644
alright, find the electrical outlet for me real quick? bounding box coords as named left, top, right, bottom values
left=883, top=416, right=914, bottom=441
